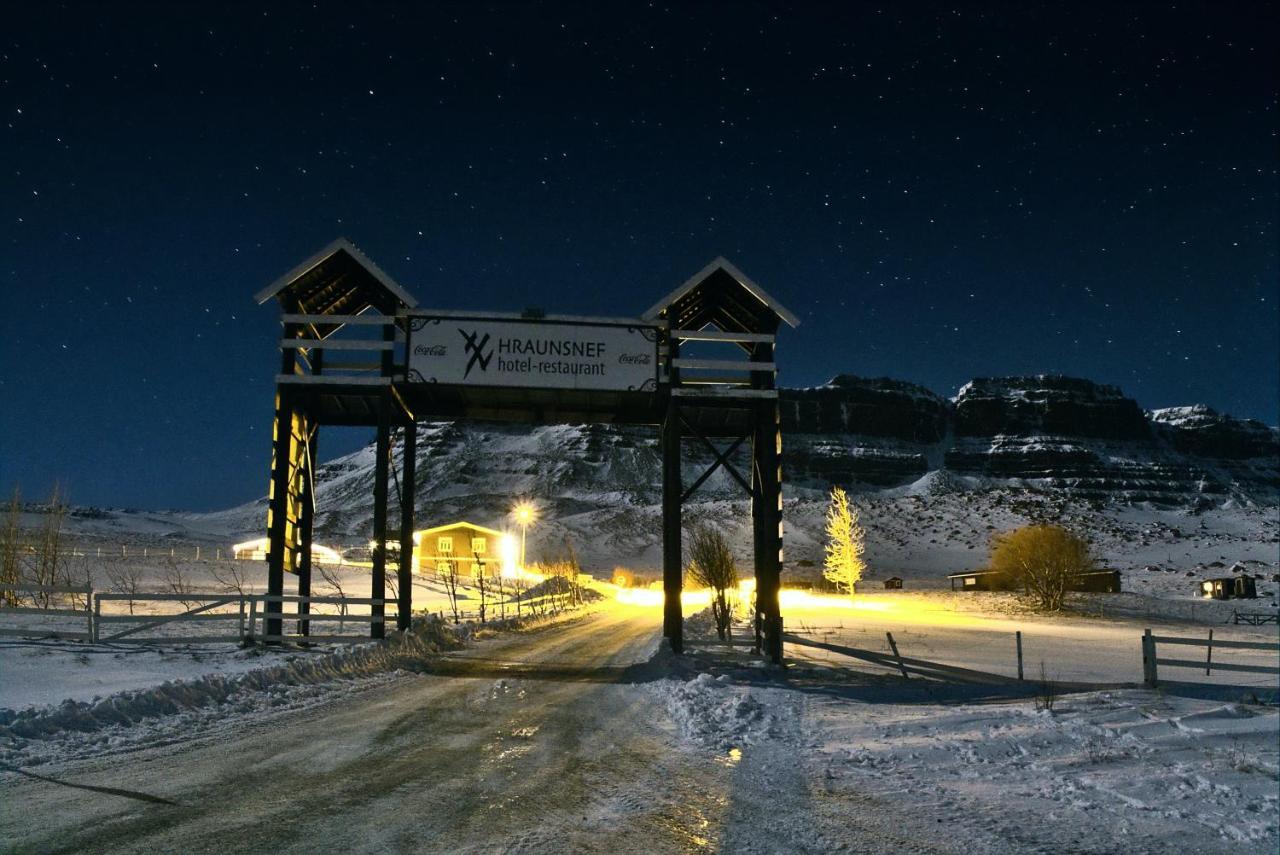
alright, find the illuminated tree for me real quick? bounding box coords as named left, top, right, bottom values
left=823, top=487, right=866, bottom=597
left=989, top=524, right=1091, bottom=612
left=687, top=525, right=738, bottom=641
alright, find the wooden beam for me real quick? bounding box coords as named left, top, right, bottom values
left=280, top=339, right=395, bottom=351
left=398, top=421, right=417, bottom=632
left=662, top=340, right=683, bottom=654
left=276, top=375, right=392, bottom=386
left=672, top=329, right=774, bottom=343
left=671, top=388, right=777, bottom=399
left=281, top=313, right=396, bottom=326
left=671, top=359, right=775, bottom=372
left=371, top=393, right=390, bottom=640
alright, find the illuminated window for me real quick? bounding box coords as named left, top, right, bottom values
left=471, top=537, right=487, bottom=554
left=963, top=577, right=976, bottom=587
left=438, top=536, right=453, bottom=553
left=471, top=563, right=482, bottom=576
left=437, top=561, right=452, bottom=574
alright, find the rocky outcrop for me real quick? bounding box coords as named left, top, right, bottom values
left=1150, top=406, right=1279, bottom=460
left=293, top=374, right=1275, bottom=535
left=780, top=376, right=949, bottom=442
left=952, top=376, right=1149, bottom=440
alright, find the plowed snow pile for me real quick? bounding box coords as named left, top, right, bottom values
left=0, top=617, right=463, bottom=767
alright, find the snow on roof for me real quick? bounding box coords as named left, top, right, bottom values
left=413, top=521, right=506, bottom=539
left=642, top=256, right=800, bottom=328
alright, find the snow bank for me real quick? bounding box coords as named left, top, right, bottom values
left=644, top=672, right=782, bottom=750
left=0, top=616, right=462, bottom=757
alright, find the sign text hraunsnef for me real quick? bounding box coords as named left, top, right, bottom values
left=406, top=316, right=659, bottom=392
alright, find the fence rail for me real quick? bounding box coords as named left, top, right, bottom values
left=1142, top=628, right=1280, bottom=687
left=0, top=584, right=94, bottom=641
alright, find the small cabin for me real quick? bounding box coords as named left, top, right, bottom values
left=1198, top=576, right=1257, bottom=600
left=883, top=577, right=904, bottom=590
left=413, top=522, right=511, bottom=578
left=947, top=570, right=1017, bottom=591
left=1068, top=569, right=1122, bottom=593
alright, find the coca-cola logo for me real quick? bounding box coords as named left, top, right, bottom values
left=414, top=344, right=448, bottom=357
left=618, top=352, right=651, bottom=365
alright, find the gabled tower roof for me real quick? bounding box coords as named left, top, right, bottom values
left=256, top=237, right=417, bottom=337
left=643, top=256, right=800, bottom=332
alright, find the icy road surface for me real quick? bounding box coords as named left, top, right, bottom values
left=2, top=606, right=1276, bottom=854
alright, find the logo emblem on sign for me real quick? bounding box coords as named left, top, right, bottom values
left=459, top=329, right=493, bottom=378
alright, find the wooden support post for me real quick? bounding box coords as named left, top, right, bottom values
left=751, top=336, right=784, bottom=664
left=661, top=384, right=683, bottom=654
left=1142, top=628, right=1157, bottom=687
left=886, top=631, right=909, bottom=679
left=371, top=393, right=391, bottom=639
left=398, top=420, right=417, bottom=632
left=1016, top=630, right=1024, bottom=680
left=1205, top=628, right=1214, bottom=676
left=296, top=421, right=316, bottom=638
left=264, top=388, right=293, bottom=641
left=92, top=594, right=100, bottom=644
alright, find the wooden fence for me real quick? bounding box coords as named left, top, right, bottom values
left=250, top=594, right=398, bottom=643
left=0, top=584, right=94, bottom=641
left=782, top=631, right=1026, bottom=686
left=1142, top=628, right=1280, bottom=687
left=94, top=593, right=250, bottom=644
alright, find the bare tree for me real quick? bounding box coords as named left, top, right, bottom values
left=61, top=551, right=94, bottom=611
left=210, top=560, right=252, bottom=598
left=823, top=487, right=866, bottom=597
left=317, top=562, right=348, bottom=629
left=439, top=558, right=462, bottom=623
left=473, top=554, right=488, bottom=623
left=384, top=569, right=399, bottom=629
left=26, top=485, right=67, bottom=609
left=687, top=525, right=738, bottom=641
left=989, top=524, right=1091, bottom=612
left=162, top=556, right=198, bottom=610
left=1, top=486, right=20, bottom=607
left=106, top=562, right=145, bottom=615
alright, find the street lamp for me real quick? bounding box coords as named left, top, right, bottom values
left=513, top=502, right=537, bottom=570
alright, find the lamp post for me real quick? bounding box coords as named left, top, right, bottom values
left=513, top=502, right=536, bottom=570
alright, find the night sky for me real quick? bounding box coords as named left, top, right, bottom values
left=2, top=2, right=1276, bottom=512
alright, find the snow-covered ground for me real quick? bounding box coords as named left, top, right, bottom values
left=643, top=613, right=1280, bottom=852
left=2, top=603, right=1277, bottom=852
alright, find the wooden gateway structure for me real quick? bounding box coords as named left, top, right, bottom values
left=256, top=238, right=799, bottom=661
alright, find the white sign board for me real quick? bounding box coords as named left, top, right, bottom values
left=406, top=315, right=660, bottom=392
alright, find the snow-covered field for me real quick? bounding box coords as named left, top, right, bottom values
left=2, top=600, right=1277, bottom=852
left=641, top=614, right=1280, bottom=852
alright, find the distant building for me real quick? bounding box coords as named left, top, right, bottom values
left=231, top=537, right=342, bottom=566
left=947, top=568, right=1121, bottom=593
left=1069, top=569, right=1122, bottom=593
left=413, top=522, right=512, bottom=578
left=946, top=570, right=1016, bottom=591
left=883, top=577, right=904, bottom=589
left=1198, top=576, right=1257, bottom=600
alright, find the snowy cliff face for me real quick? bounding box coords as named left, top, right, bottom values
left=779, top=376, right=948, bottom=487
left=192, top=374, right=1275, bottom=566
left=942, top=376, right=1278, bottom=501
left=952, top=376, right=1150, bottom=440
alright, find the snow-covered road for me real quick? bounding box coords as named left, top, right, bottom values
left=0, top=608, right=900, bottom=853
left=2, top=607, right=1276, bottom=853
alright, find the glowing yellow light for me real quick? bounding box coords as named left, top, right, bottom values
left=230, top=537, right=342, bottom=565
left=612, top=587, right=712, bottom=608
left=513, top=502, right=537, bottom=525
left=499, top=534, right=518, bottom=578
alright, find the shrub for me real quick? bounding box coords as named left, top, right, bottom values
left=989, top=524, right=1091, bottom=611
